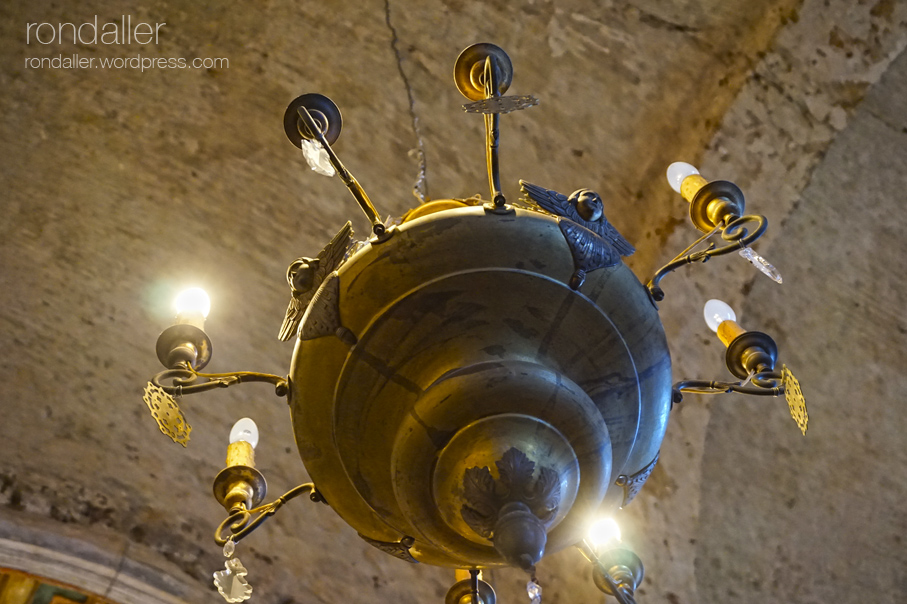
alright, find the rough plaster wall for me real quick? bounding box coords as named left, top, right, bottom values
left=0, top=0, right=905, bottom=603
left=697, top=47, right=907, bottom=603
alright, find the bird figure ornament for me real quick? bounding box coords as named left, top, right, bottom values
left=278, top=221, right=354, bottom=341
left=520, top=181, right=635, bottom=290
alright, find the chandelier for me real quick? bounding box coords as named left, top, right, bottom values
left=142, top=43, right=807, bottom=604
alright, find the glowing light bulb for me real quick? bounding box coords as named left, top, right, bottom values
left=703, top=299, right=737, bottom=333
left=587, top=517, right=621, bottom=550
left=229, top=417, right=259, bottom=449
left=666, top=162, right=700, bottom=194
left=174, top=287, right=211, bottom=319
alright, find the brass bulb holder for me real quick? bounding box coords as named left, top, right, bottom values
left=725, top=331, right=779, bottom=379
left=213, top=441, right=267, bottom=513
left=155, top=323, right=212, bottom=370
left=591, top=547, right=645, bottom=597
left=689, top=180, right=746, bottom=233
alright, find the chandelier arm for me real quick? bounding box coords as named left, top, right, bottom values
left=297, top=106, right=386, bottom=236
left=214, top=483, right=317, bottom=546
left=151, top=366, right=289, bottom=397
left=673, top=378, right=784, bottom=398
left=646, top=214, right=768, bottom=301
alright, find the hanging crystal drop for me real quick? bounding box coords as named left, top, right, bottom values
left=223, top=538, right=235, bottom=558
left=738, top=247, right=782, bottom=283
left=213, top=558, right=253, bottom=603
left=526, top=579, right=542, bottom=604
left=301, top=139, right=336, bottom=177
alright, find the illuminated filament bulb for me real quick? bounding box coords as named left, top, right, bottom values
left=587, top=517, right=622, bottom=552
left=174, top=287, right=211, bottom=330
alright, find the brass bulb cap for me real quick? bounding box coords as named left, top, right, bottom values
left=689, top=180, right=745, bottom=233
left=725, top=331, right=779, bottom=379
left=155, top=323, right=212, bottom=370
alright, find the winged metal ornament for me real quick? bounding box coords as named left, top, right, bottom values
left=278, top=221, right=354, bottom=341
left=521, top=181, right=634, bottom=289
left=520, top=180, right=635, bottom=257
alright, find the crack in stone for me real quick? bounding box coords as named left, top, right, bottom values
left=102, top=540, right=130, bottom=600
left=384, top=0, right=429, bottom=203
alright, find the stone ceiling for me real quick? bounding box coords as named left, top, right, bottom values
left=0, top=1, right=905, bottom=603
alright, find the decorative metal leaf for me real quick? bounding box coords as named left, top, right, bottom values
left=142, top=382, right=191, bottom=446
left=497, top=448, right=535, bottom=499
left=462, top=466, right=498, bottom=517
left=782, top=365, right=808, bottom=435
left=531, top=466, right=561, bottom=522
left=461, top=505, right=495, bottom=539
left=213, top=557, right=253, bottom=603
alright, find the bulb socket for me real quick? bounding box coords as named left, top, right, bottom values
left=212, top=441, right=267, bottom=513
left=716, top=320, right=746, bottom=348
left=226, top=440, right=255, bottom=468
left=680, top=174, right=708, bottom=203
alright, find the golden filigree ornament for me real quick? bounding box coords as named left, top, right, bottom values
left=782, top=365, right=807, bottom=435
left=142, top=382, right=191, bottom=446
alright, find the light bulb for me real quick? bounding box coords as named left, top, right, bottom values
left=229, top=417, right=259, bottom=449
left=587, top=517, right=621, bottom=550
left=703, top=299, right=737, bottom=333
left=174, top=287, right=211, bottom=319
left=666, top=162, right=700, bottom=194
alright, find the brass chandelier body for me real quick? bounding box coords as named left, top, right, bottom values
left=289, top=200, right=671, bottom=568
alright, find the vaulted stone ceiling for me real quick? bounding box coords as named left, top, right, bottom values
left=1, top=1, right=905, bottom=603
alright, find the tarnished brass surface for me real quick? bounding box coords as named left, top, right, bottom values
left=289, top=204, right=671, bottom=567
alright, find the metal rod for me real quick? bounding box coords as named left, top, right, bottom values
left=483, top=58, right=505, bottom=207
left=469, top=569, right=480, bottom=604
left=297, top=107, right=386, bottom=235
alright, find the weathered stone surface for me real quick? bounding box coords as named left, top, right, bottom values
left=0, top=0, right=904, bottom=603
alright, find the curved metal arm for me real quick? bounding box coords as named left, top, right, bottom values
left=673, top=370, right=784, bottom=402
left=151, top=364, right=289, bottom=397
left=646, top=214, right=768, bottom=302
left=215, top=483, right=321, bottom=545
